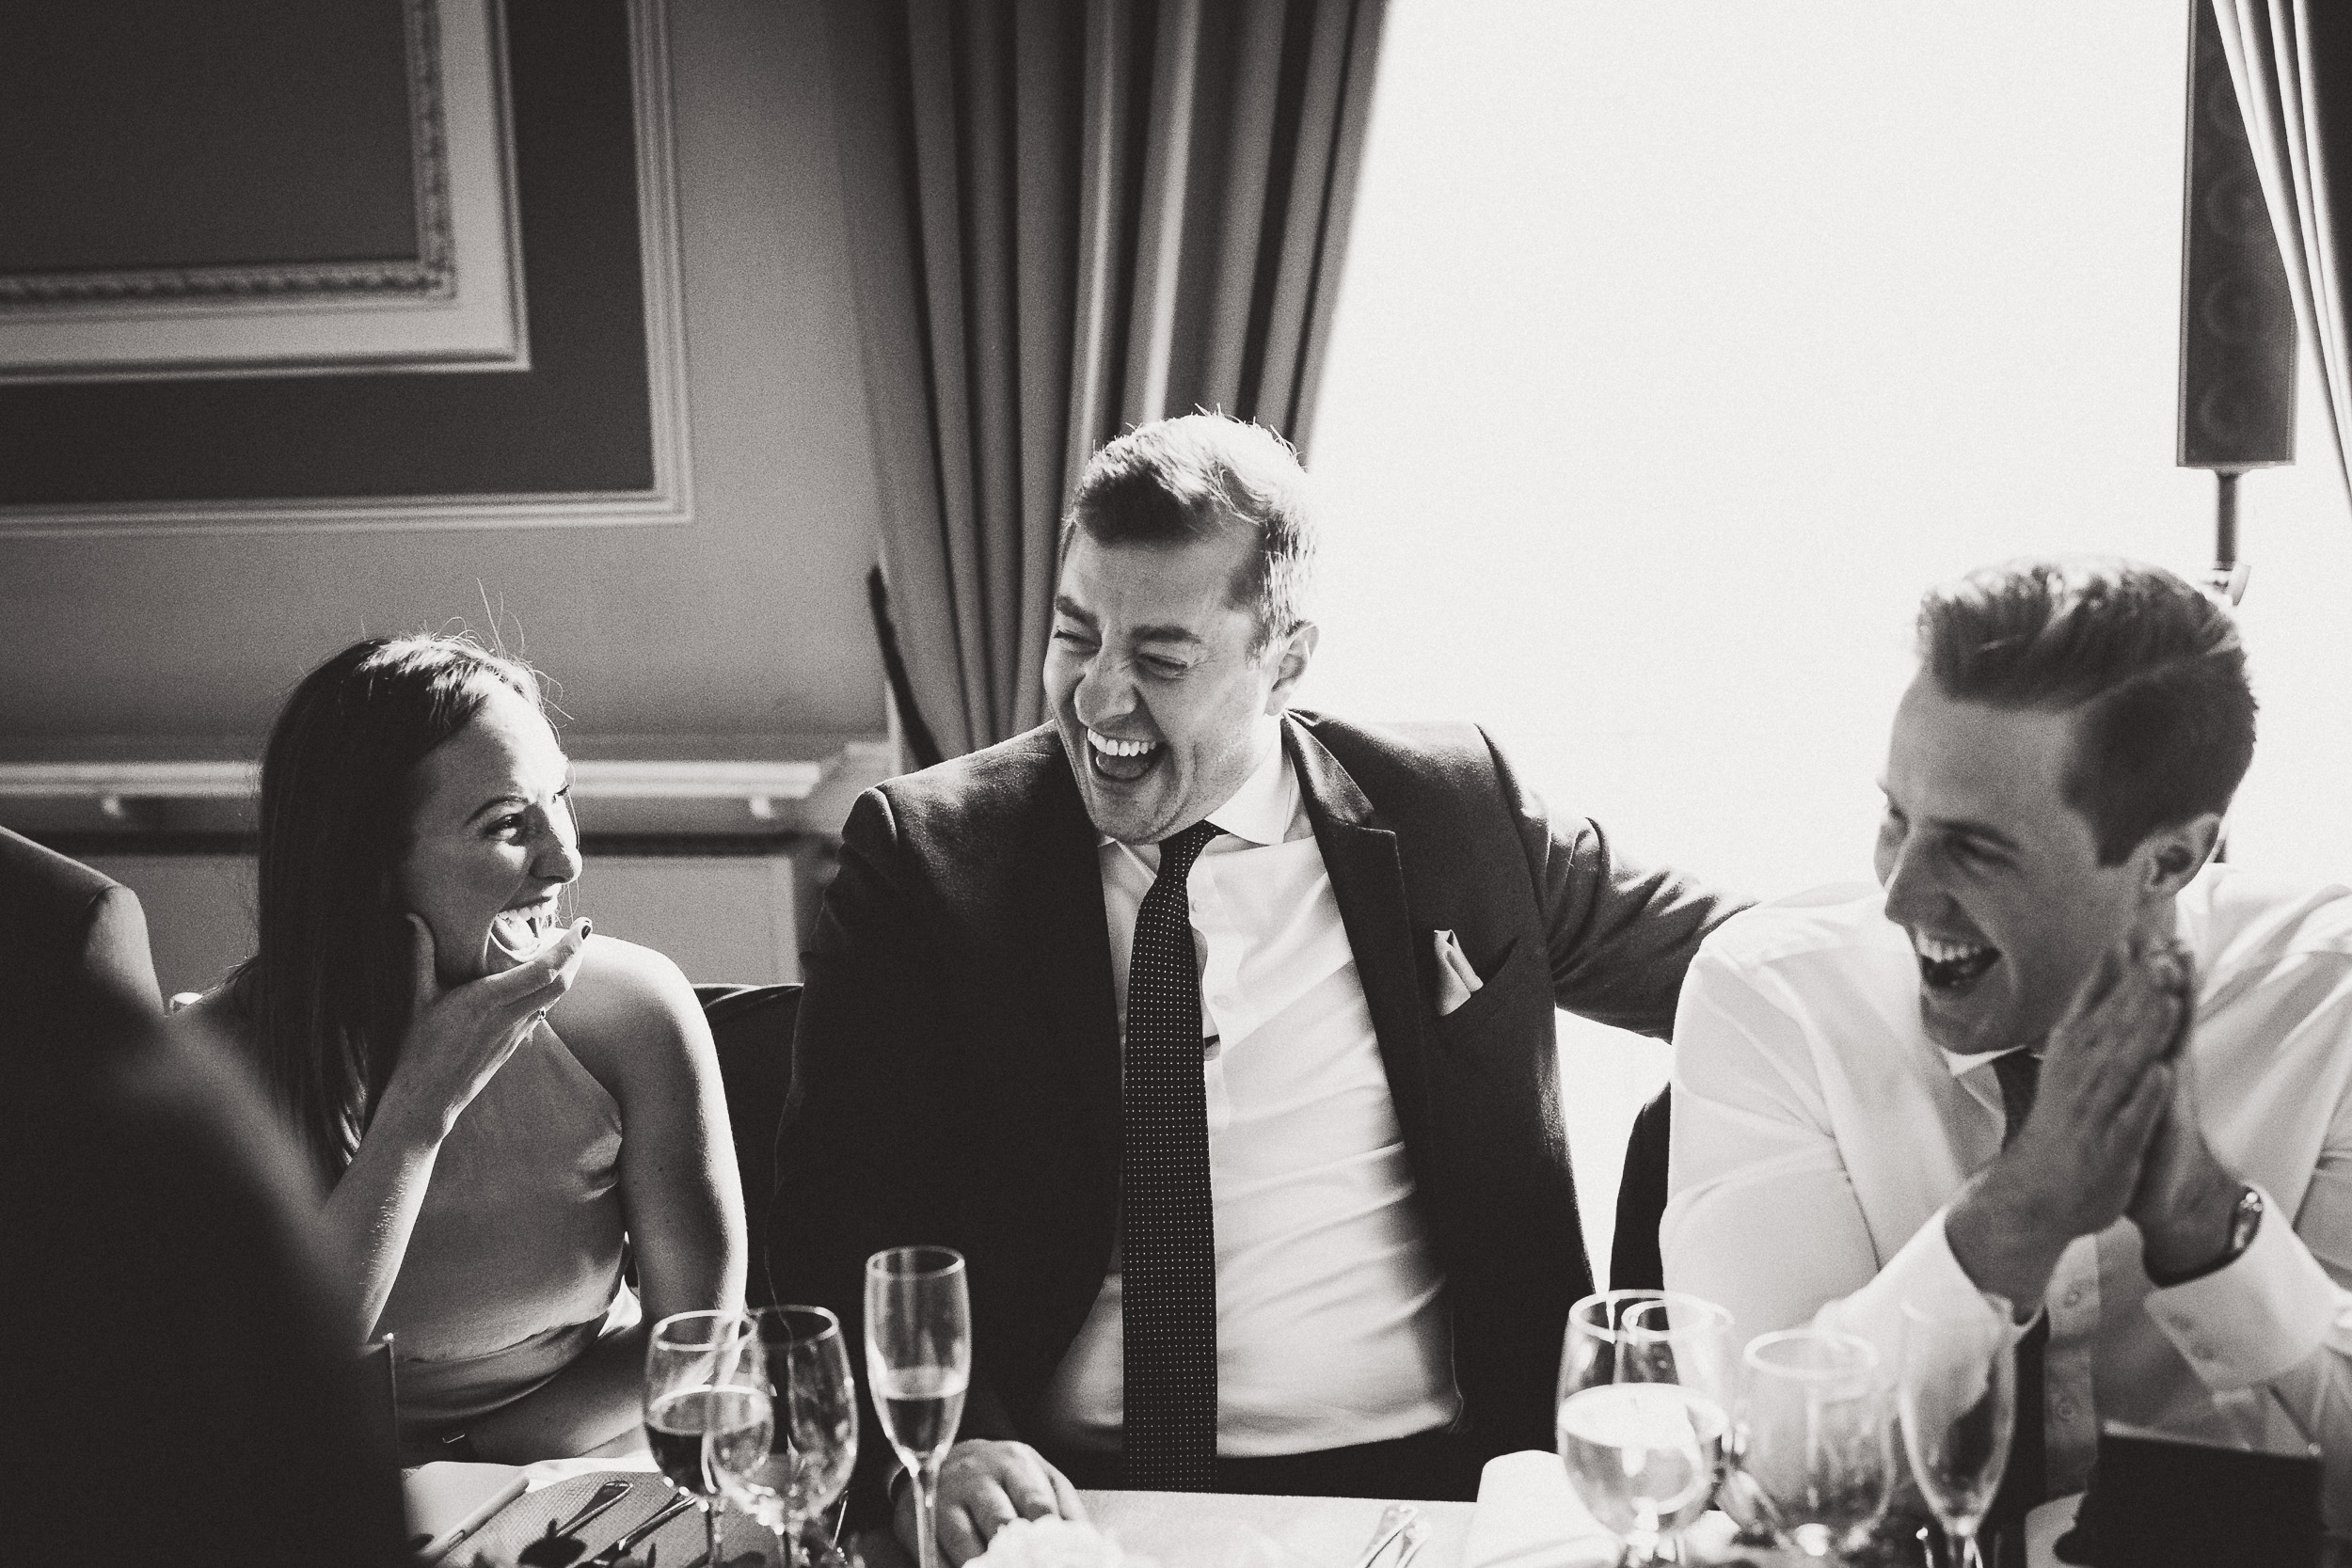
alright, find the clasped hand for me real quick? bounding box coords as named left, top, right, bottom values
left=388, top=912, right=592, bottom=1138
left=1957, top=935, right=2240, bottom=1307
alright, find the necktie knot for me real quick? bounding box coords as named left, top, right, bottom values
left=1991, top=1050, right=2041, bottom=1148
left=1155, top=819, right=1222, bottom=881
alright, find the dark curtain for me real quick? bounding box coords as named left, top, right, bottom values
left=2212, top=1, right=2352, bottom=514
left=822, top=0, right=1389, bottom=759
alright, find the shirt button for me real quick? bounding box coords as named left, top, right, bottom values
left=2063, top=1287, right=2085, bottom=1307
left=2055, top=1399, right=2076, bottom=1421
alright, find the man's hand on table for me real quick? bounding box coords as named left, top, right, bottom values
left=897, top=1439, right=1088, bottom=1566
left=1947, top=940, right=2180, bottom=1315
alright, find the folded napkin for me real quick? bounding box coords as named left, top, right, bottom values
left=1466, top=1450, right=1766, bottom=1568
left=1462, top=1451, right=1622, bottom=1568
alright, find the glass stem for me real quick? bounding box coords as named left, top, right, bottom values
left=707, top=1496, right=724, bottom=1568
left=914, top=1458, right=945, bottom=1568
left=1951, top=1522, right=1984, bottom=1568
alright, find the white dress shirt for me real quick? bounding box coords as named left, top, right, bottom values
left=1663, top=869, right=2352, bottom=1528
left=1034, top=734, right=1461, bottom=1455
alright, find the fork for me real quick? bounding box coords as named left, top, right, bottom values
left=1347, top=1503, right=1422, bottom=1568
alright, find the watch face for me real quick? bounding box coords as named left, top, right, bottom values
left=2232, top=1186, right=2265, bottom=1255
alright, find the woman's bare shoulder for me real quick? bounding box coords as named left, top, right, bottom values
left=167, top=983, right=258, bottom=1059
left=551, top=935, right=711, bottom=1092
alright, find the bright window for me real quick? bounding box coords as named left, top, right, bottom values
left=1307, top=0, right=2352, bottom=1270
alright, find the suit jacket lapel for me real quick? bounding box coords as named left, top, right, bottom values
left=1024, top=735, right=1124, bottom=1170
left=1285, top=715, right=1436, bottom=1170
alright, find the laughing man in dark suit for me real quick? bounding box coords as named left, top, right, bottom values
left=773, top=413, right=1744, bottom=1563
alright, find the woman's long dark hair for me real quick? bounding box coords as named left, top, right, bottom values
left=230, top=636, right=543, bottom=1180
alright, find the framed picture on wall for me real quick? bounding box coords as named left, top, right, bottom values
left=0, top=0, right=691, bottom=535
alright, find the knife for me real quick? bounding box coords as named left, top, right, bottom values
left=549, top=1479, right=635, bottom=1542
left=585, top=1492, right=701, bottom=1565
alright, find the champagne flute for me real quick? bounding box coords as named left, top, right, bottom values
left=645, top=1309, right=772, bottom=1568
left=1619, top=1295, right=1739, bottom=1557
left=865, top=1246, right=971, bottom=1568
left=1897, top=1300, right=2015, bottom=1568
left=729, top=1306, right=860, bottom=1568
left=1739, top=1329, right=1891, bottom=1562
left=1557, top=1291, right=1731, bottom=1566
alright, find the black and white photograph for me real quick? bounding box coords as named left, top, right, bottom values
left=4, top=3, right=2349, bottom=1564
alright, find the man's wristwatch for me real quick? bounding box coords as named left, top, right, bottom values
left=2149, top=1183, right=2263, bottom=1288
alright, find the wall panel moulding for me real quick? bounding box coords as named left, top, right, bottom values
left=0, top=0, right=527, bottom=382
left=0, top=0, right=691, bottom=537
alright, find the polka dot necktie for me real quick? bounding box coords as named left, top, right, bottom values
left=1988, top=1049, right=2046, bottom=1564
left=1120, top=818, right=1222, bottom=1490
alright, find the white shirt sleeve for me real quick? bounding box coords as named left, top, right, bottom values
left=2145, top=1182, right=2352, bottom=1520
left=1661, top=944, right=1883, bottom=1340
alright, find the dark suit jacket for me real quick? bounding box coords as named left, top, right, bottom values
left=773, top=712, right=1740, bottom=1511
left=6, top=1022, right=408, bottom=1562
left=0, top=826, right=164, bottom=1052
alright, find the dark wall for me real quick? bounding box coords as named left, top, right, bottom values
left=0, top=0, right=887, bottom=747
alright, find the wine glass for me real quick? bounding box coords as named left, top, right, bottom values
left=1897, top=1300, right=2015, bottom=1568
left=865, top=1246, right=971, bottom=1568
left=645, top=1309, right=773, bottom=1568
left=1739, top=1329, right=1891, bottom=1562
left=1562, top=1290, right=1652, bottom=1399
left=1557, top=1291, right=1732, bottom=1566
left=1619, top=1295, right=1738, bottom=1558
left=729, top=1306, right=860, bottom=1568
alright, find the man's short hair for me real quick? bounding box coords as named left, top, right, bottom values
left=1063, top=413, right=1317, bottom=650
left=1917, top=557, right=2256, bottom=865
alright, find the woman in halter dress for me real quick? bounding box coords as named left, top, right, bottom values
left=174, top=636, right=744, bottom=1461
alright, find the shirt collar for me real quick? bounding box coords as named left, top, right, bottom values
left=1095, top=732, right=1296, bottom=850
left=1940, top=1044, right=2037, bottom=1079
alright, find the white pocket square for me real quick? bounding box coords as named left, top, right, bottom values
left=1433, top=928, right=1485, bottom=1015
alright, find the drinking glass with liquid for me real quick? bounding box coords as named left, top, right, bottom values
left=644, top=1309, right=772, bottom=1568
left=865, top=1246, right=972, bottom=1568
left=1556, top=1291, right=1737, bottom=1566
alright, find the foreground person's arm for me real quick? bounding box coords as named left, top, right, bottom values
left=469, top=937, right=744, bottom=1461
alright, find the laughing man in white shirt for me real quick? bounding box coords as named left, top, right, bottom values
left=1664, top=558, right=2352, bottom=1541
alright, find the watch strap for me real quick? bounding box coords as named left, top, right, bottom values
left=2147, top=1183, right=2264, bottom=1288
